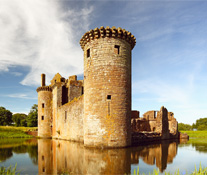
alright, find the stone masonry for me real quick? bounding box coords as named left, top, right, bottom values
left=37, top=26, right=179, bottom=148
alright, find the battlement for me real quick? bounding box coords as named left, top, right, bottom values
left=80, top=26, right=136, bottom=50
left=36, top=86, right=52, bottom=92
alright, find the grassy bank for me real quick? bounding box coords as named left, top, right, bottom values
left=132, top=165, right=207, bottom=175
left=0, top=126, right=37, bottom=138
left=180, top=130, right=207, bottom=138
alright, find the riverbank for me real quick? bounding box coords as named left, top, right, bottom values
left=0, top=126, right=37, bottom=138
left=180, top=130, right=207, bottom=138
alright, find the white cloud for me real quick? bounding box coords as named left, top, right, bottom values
left=0, top=0, right=93, bottom=86
left=6, top=93, right=37, bottom=100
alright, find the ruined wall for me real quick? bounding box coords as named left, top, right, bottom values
left=156, top=106, right=169, bottom=139
left=131, top=111, right=139, bottom=119
left=168, top=112, right=178, bottom=135
left=53, top=96, right=84, bottom=142
left=81, top=27, right=136, bottom=148
left=68, top=77, right=83, bottom=102
left=143, top=111, right=156, bottom=120
left=37, top=87, right=52, bottom=138
left=131, top=107, right=178, bottom=138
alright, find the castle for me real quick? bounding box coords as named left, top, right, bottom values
left=37, top=26, right=179, bottom=148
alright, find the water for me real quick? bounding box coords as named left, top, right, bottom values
left=0, top=138, right=207, bottom=174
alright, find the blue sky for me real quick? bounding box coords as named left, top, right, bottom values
left=0, top=0, right=207, bottom=124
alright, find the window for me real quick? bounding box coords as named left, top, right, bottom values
left=114, top=45, right=120, bottom=54
left=87, top=48, right=90, bottom=57
left=107, top=95, right=111, bottom=100
left=81, top=87, right=84, bottom=95
left=42, top=103, right=44, bottom=108
left=42, top=116, right=44, bottom=120
left=42, top=167, right=45, bottom=172
left=42, top=155, right=44, bottom=161
left=65, top=111, right=67, bottom=120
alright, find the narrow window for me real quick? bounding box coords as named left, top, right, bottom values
left=87, top=48, right=90, bottom=57
left=81, top=87, right=84, bottom=95
left=42, top=155, right=44, bottom=161
left=42, top=167, right=45, bottom=172
left=108, top=101, right=111, bottom=116
left=42, top=103, right=44, bottom=108
left=65, top=111, right=67, bottom=120
left=107, top=95, right=111, bottom=100
left=42, top=116, right=44, bottom=120
left=114, top=45, right=120, bottom=54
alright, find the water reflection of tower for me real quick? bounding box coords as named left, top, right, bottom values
left=38, top=139, right=131, bottom=175
left=38, top=139, right=53, bottom=174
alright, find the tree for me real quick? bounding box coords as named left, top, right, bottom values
left=178, top=123, right=192, bottom=131
left=12, top=113, right=27, bottom=127
left=27, top=104, right=38, bottom=127
left=0, top=107, right=12, bottom=126
left=193, top=118, right=207, bottom=131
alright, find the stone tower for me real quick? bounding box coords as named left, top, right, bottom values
left=36, top=74, right=52, bottom=138
left=80, top=26, right=136, bottom=147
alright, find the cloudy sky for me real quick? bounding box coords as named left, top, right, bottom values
left=0, top=0, right=207, bottom=124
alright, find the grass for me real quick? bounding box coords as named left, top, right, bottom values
left=180, top=131, right=207, bottom=138
left=0, top=164, right=20, bottom=175
left=0, top=126, right=37, bottom=138
left=132, top=164, right=207, bottom=175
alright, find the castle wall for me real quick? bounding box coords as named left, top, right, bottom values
left=83, top=37, right=132, bottom=147
left=68, top=80, right=83, bottom=102
left=53, top=96, right=84, bottom=142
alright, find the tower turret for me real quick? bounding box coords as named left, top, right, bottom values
left=37, top=74, right=52, bottom=138
left=80, top=26, right=136, bottom=147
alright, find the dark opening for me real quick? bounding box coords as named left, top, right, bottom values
left=65, top=111, right=67, bottom=120
left=42, top=116, right=44, bottom=120
left=62, top=86, right=68, bottom=105
left=81, top=87, right=84, bottom=95
left=42, top=103, right=44, bottom=108
left=87, top=48, right=90, bottom=57
left=114, top=45, right=120, bottom=54
left=42, top=155, right=44, bottom=161
left=42, top=167, right=45, bottom=172
left=107, top=95, right=111, bottom=100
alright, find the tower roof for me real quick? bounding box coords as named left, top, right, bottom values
left=80, top=26, right=136, bottom=50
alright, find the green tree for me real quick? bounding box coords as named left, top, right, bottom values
left=0, top=107, right=12, bottom=126
left=12, top=113, right=27, bottom=127
left=178, top=123, right=192, bottom=131
left=27, top=104, right=38, bottom=127
left=194, top=118, right=207, bottom=131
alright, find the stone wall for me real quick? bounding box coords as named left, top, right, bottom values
left=53, top=96, right=84, bottom=142
left=131, top=106, right=178, bottom=139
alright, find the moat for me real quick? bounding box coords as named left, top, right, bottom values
left=0, top=138, right=207, bottom=174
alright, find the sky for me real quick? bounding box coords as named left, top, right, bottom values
left=0, top=0, right=207, bottom=124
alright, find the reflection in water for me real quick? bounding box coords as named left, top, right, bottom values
left=38, top=139, right=178, bottom=174
left=0, top=139, right=38, bottom=164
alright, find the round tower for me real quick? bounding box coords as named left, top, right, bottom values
left=80, top=26, right=136, bottom=147
left=36, top=74, right=52, bottom=138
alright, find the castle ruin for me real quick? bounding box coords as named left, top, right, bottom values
left=37, top=26, right=178, bottom=148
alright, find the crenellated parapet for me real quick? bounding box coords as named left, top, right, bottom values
left=36, top=86, right=52, bottom=92
left=80, top=26, right=136, bottom=50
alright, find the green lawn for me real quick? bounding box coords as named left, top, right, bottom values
left=180, top=130, right=207, bottom=138
left=0, top=126, right=37, bottom=138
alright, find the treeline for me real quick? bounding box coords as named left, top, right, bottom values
left=178, top=118, right=207, bottom=131
left=0, top=104, right=38, bottom=127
